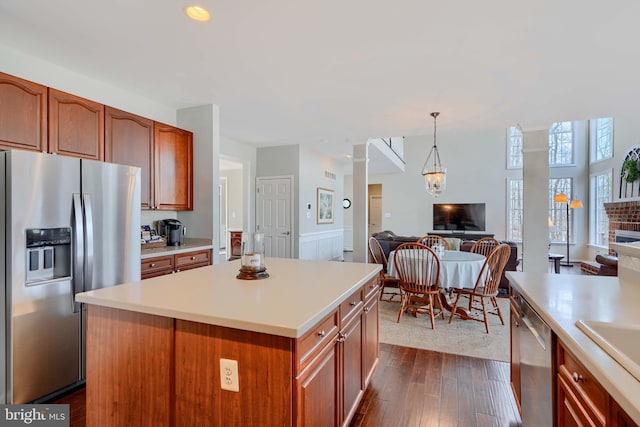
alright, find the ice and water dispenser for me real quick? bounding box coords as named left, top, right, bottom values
left=25, top=228, right=71, bottom=284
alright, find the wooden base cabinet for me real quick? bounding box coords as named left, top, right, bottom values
left=85, top=276, right=380, bottom=427
left=556, top=340, right=638, bottom=427
left=141, top=249, right=211, bottom=280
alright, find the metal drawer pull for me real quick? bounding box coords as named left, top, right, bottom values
left=364, top=307, right=370, bottom=313
left=150, top=263, right=156, bottom=267
left=317, top=330, right=325, bottom=337
left=350, top=301, right=358, bottom=306
left=191, top=256, right=196, bottom=260
left=572, top=372, right=584, bottom=383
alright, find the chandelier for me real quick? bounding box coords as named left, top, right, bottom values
left=421, top=112, right=446, bottom=196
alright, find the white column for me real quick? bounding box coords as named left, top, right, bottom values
left=522, top=128, right=549, bottom=273
left=352, top=144, right=369, bottom=263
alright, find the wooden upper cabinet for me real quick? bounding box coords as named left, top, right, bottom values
left=0, top=72, right=47, bottom=152
left=154, top=122, right=193, bottom=211
left=105, top=107, right=154, bottom=209
left=48, top=88, right=104, bottom=160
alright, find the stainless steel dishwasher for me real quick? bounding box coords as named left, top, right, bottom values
left=520, top=298, right=552, bottom=427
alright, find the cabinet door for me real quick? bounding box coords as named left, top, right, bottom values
left=611, top=400, right=639, bottom=427
left=105, top=107, right=154, bottom=209
left=48, top=88, right=104, bottom=160
left=154, top=122, right=193, bottom=210
left=341, top=314, right=363, bottom=426
left=295, top=340, right=339, bottom=427
left=0, top=72, right=47, bottom=152
left=362, top=296, right=379, bottom=387
left=558, top=374, right=596, bottom=427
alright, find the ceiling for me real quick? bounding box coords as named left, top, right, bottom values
left=2, top=0, right=640, bottom=162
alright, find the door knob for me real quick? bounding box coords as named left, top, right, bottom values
left=282, top=231, right=290, bottom=235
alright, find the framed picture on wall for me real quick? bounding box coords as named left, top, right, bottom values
left=317, top=187, right=334, bottom=224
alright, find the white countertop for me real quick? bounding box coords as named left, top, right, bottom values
left=77, top=258, right=381, bottom=338
left=140, top=237, right=213, bottom=259
left=506, top=271, right=640, bottom=423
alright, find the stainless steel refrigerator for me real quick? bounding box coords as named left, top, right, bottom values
left=1, top=149, right=141, bottom=404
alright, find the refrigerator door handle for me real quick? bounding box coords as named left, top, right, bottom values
left=72, top=193, right=84, bottom=313
left=83, top=193, right=94, bottom=292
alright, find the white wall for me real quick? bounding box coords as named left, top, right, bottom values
left=368, top=128, right=508, bottom=239
left=222, top=169, right=244, bottom=230
left=0, top=44, right=175, bottom=125
left=177, top=105, right=219, bottom=263
left=220, top=136, right=257, bottom=236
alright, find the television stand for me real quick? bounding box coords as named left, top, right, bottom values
left=429, top=231, right=495, bottom=240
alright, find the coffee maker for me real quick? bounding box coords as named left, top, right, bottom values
left=158, top=219, right=184, bottom=246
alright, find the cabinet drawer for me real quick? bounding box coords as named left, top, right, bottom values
left=141, top=256, right=174, bottom=274
left=363, top=276, right=380, bottom=302
left=296, top=309, right=339, bottom=373
left=340, top=288, right=363, bottom=326
left=175, top=250, right=211, bottom=268
left=558, top=342, right=608, bottom=425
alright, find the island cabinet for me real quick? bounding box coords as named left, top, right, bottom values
left=556, top=340, right=638, bottom=427
left=141, top=249, right=212, bottom=279
left=0, top=72, right=47, bottom=152
left=104, top=107, right=154, bottom=209
left=84, top=273, right=380, bottom=427
left=153, top=122, right=193, bottom=211
left=296, top=277, right=379, bottom=427
left=48, top=88, right=104, bottom=160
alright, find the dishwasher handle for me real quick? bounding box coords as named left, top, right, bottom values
left=521, top=299, right=549, bottom=351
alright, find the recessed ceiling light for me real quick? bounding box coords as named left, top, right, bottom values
left=185, top=5, right=211, bottom=22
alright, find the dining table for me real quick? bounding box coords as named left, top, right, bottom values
left=387, top=249, right=487, bottom=319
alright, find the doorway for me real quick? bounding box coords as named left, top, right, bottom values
left=256, top=176, right=293, bottom=258
left=219, top=158, right=244, bottom=261
left=368, top=184, right=383, bottom=236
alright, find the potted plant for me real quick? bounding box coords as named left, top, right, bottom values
left=622, top=159, right=639, bottom=183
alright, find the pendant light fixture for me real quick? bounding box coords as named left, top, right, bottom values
left=421, top=112, right=447, bottom=197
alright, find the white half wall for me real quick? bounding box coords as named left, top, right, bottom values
left=299, top=230, right=344, bottom=261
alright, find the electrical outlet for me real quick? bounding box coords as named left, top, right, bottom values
left=220, top=358, right=239, bottom=392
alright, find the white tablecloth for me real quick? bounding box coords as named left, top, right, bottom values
left=387, top=249, right=486, bottom=289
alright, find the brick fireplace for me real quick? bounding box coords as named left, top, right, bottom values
left=604, top=200, right=640, bottom=252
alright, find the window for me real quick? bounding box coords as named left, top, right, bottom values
left=549, top=178, right=573, bottom=243
left=506, top=177, right=574, bottom=243
left=507, top=179, right=523, bottom=241
left=549, top=122, right=574, bottom=166
left=591, top=171, right=612, bottom=246
left=507, top=122, right=574, bottom=168
left=507, top=127, right=523, bottom=169
left=590, top=117, right=613, bottom=162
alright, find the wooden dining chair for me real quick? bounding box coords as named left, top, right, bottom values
left=447, top=243, right=511, bottom=333
left=393, top=242, right=444, bottom=329
left=470, top=237, right=500, bottom=257
left=416, top=235, right=450, bottom=250
left=368, top=237, right=401, bottom=301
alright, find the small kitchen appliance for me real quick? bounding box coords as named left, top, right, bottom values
left=158, top=219, right=184, bottom=246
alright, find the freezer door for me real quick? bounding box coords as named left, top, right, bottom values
left=4, top=150, right=81, bottom=404
left=81, top=159, right=141, bottom=290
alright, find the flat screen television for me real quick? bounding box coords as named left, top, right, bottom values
left=433, top=203, right=486, bottom=231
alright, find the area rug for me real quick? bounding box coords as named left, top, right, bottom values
left=378, top=293, right=510, bottom=362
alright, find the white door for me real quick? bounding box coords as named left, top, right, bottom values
left=369, top=195, right=382, bottom=236
left=256, top=177, right=293, bottom=258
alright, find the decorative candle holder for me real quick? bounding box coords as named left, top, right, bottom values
left=236, top=232, right=269, bottom=280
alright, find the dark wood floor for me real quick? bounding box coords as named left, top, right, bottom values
left=53, top=342, right=521, bottom=427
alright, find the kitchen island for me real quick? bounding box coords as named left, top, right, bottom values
left=76, top=258, right=381, bottom=427
left=507, top=268, right=640, bottom=425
